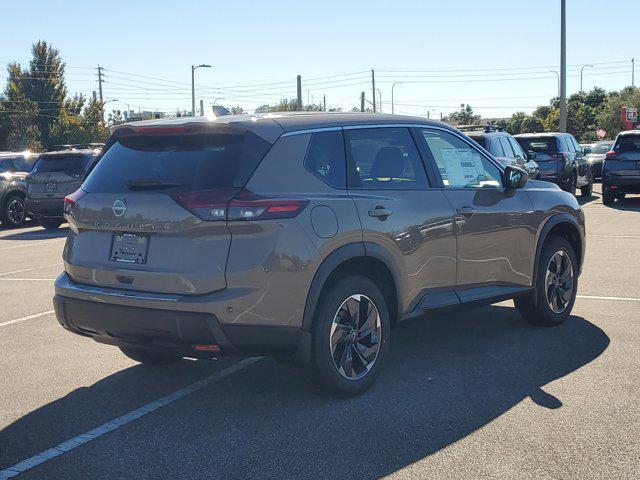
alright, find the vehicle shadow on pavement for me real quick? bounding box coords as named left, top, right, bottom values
left=0, top=304, right=609, bottom=478
left=0, top=227, right=68, bottom=240
left=604, top=195, right=640, bottom=211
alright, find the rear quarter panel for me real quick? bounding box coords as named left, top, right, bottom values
left=223, top=134, right=362, bottom=328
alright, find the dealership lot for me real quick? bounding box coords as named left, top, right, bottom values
left=0, top=185, right=638, bottom=479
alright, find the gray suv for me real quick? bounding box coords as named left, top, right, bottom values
left=54, top=113, right=585, bottom=397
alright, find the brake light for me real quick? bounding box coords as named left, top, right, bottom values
left=605, top=150, right=617, bottom=160
left=173, top=189, right=309, bottom=222
left=173, top=188, right=240, bottom=221
left=228, top=194, right=309, bottom=221
left=63, top=188, right=86, bottom=214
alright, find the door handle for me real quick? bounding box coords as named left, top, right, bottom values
left=456, top=206, right=478, bottom=218
left=368, top=206, right=392, bottom=220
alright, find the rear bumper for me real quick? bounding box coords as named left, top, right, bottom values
left=53, top=273, right=310, bottom=359
left=25, top=197, right=64, bottom=219
left=603, top=174, right=640, bottom=193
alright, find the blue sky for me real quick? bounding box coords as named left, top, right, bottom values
left=1, top=0, right=638, bottom=118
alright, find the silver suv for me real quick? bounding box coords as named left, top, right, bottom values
left=54, top=113, right=585, bottom=397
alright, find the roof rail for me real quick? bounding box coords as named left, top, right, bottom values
left=457, top=124, right=505, bottom=133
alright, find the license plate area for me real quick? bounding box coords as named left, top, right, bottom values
left=110, top=233, right=149, bottom=264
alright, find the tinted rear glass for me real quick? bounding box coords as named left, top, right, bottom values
left=82, top=131, right=270, bottom=194
left=615, top=135, right=640, bottom=153
left=32, top=155, right=88, bottom=176
left=468, top=135, right=486, bottom=149
left=0, top=156, right=32, bottom=172
left=516, top=138, right=558, bottom=155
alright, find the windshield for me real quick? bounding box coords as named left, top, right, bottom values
left=83, top=131, right=271, bottom=194
left=592, top=142, right=613, bottom=154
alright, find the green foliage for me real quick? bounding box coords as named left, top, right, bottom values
left=443, top=104, right=481, bottom=125
left=255, top=98, right=322, bottom=113
left=596, top=86, right=640, bottom=138
left=0, top=41, right=108, bottom=151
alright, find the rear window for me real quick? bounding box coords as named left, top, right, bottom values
left=615, top=135, right=640, bottom=153
left=468, top=135, right=487, bottom=149
left=516, top=137, right=558, bottom=155
left=32, top=155, right=89, bottom=176
left=82, top=131, right=271, bottom=194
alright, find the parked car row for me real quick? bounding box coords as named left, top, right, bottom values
left=0, top=146, right=100, bottom=228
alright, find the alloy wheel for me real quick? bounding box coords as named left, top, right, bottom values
left=545, top=250, right=574, bottom=314
left=7, top=198, right=25, bottom=225
left=329, top=294, right=382, bottom=381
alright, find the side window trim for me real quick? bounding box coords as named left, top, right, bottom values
left=416, top=126, right=505, bottom=189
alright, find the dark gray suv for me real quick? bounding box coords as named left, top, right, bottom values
left=54, top=113, right=585, bottom=397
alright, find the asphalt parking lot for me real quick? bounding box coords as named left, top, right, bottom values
left=0, top=184, right=638, bottom=480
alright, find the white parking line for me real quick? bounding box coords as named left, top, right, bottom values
left=0, top=264, right=61, bottom=277
left=0, top=357, right=261, bottom=479
left=0, top=278, right=56, bottom=281
left=0, top=310, right=55, bottom=328
left=577, top=294, right=640, bottom=302
left=0, top=239, right=64, bottom=251
left=587, top=234, right=640, bottom=239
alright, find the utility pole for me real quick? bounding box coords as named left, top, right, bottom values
left=96, top=66, right=104, bottom=104
left=296, top=75, right=302, bottom=111
left=371, top=69, right=376, bottom=113
left=360, top=92, right=365, bottom=112
left=323, top=95, right=326, bottom=111
left=199, top=99, right=204, bottom=116
left=559, top=0, right=567, bottom=132
left=632, top=58, right=636, bottom=87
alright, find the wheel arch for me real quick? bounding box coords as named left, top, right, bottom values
left=302, top=242, right=402, bottom=333
left=533, top=213, right=584, bottom=286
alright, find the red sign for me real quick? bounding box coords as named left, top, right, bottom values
left=621, top=107, right=638, bottom=130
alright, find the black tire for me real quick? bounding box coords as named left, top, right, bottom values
left=602, top=188, right=615, bottom=205
left=40, top=218, right=63, bottom=230
left=580, top=173, right=593, bottom=197
left=119, top=346, right=181, bottom=365
left=562, top=172, right=577, bottom=196
left=308, top=275, right=390, bottom=398
left=515, top=236, right=578, bottom=327
left=2, top=194, right=26, bottom=228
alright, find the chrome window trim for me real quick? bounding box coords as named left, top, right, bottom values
left=281, top=126, right=342, bottom=137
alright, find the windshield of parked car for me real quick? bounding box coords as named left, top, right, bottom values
left=592, top=142, right=613, bottom=154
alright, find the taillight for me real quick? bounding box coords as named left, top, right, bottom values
left=228, top=194, right=309, bottom=221
left=605, top=150, right=617, bottom=160
left=173, top=189, right=308, bottom=222
left=173, top=188, right=240, bottom=221
left=64, top=188, right=86, bottom=214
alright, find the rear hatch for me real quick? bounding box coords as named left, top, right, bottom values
left=28, top=153, right=93, bottom=199
left=515, top=137, right=562, bottom=173
left=606, top=134, right=640, bottom=178
left=63, top=125, right=271, bottom=295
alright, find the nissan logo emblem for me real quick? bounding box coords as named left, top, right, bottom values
left=112, top=199, right=127, bottom=217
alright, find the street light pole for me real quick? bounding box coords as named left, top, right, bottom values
left=559, top=0, right=567, bottom=132
left=376, top=89, right=383, bottom=114
left=391, top=82, right=403, bottom=114
left=549, top=71, right=560, bottom=97
left=191, top=64, right=211, bottom=117
left=580, top=64, right=593, bottom=92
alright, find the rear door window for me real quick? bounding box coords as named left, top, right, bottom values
left=345, top=127, right=429, bottom=189
left=83, top=131, right=271, bottom=194
left=508, top=137, right=526, bottom=160
left=499, top=137, right=514, bottom=158
left=488, top=138, right=504, bottom=157
left=304, top=130, right=346, bottom=188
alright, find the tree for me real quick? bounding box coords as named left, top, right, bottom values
left=596, top=86, right=640, bottom=138
left=443, top=104, right=481, bottom=125
left=229, top=106, right=246, bottom=115
left=107, top=109, right=125, bottom=126
left=520, top=116, right=544, bottom=133
left=504, top=111, right=527, bottom=135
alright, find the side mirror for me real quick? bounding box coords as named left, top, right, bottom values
left=582, top=147, right=592, bottom=155
left=527, top=150, right=537, bottom=161
left=503, top=165, right=528, bottom=190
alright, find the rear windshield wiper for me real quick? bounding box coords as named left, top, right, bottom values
left=125, top=180, right=185, bottom=190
